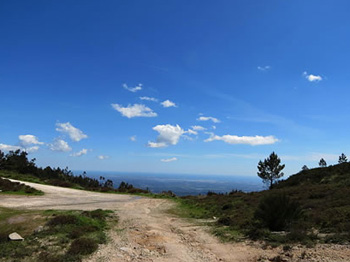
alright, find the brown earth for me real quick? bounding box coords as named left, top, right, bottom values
left=1, top=179, right=350, bottom=262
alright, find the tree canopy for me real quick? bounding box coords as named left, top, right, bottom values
left=257, top=152, right=285, bottom=189
left=338, top=153, right=348, bottom=164
left=319, top=158, right=327, bottom=167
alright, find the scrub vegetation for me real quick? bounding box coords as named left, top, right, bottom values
left=0, top=149, right=148, bottom=194
left=174, top=157, right=350, bottom=246
left=0, top=177, right=43, bottom=195
left=0, top=208, right=114, bottom=262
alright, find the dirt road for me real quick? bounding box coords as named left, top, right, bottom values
left=1, top=180, right=350, bottom=262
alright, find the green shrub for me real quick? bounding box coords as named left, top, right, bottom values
left=47, top=214, right=79, bottom=226
left=67, top=237, right=98, bottom=256
left=217, top=216, right=234, bottom=226
left=254, top=193, right=303, bottom=231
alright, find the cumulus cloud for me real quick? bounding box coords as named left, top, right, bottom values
left=161, top=157, right=178, bottom=162
left=257, top=65, right=271, bottom=71
left=147, top=124, right=185, bottom=148
left=50, top=139, right=72, bottom=152
left=71, top=148, right=88, bottom=157
left=123, top=83, right=142, bottom=92
left=161, top=100, right=177, bottom=108
left=111, top=104, right=157, bottom=118
left=303, top=71, right=322, bottom=82
left=140, top=96, right=158, bottom=102
left=98, top=155, right=109, bottom=160
left=19, top=135, right=44, bottom=146
left=130, top=135, right=137, bottom=142
left=191, top=125, right=206, bottom=131
left=0, top=144, right=21, bottom=152
left=204, top=134, right=279, bottom=146
left=56, top=122, right=88, bottom=142
left=197, top=116, right=220, bottom=123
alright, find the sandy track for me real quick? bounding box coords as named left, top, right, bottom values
left=1, top=180, right=350, bottom=262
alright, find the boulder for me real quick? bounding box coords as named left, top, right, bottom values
left=8, top=232, right=24, bottom=241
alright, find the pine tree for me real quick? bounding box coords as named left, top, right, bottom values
left=319, top=158, right=327, bottom=167
left=257, top=152, right=285, bottom=189
left=338, top=153, right=348, bottom=164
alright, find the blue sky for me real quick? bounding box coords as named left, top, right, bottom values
left=1, top=0, right=350, bottom=177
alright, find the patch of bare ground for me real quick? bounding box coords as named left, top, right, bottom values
left=1, top=179, right=350, bottom=262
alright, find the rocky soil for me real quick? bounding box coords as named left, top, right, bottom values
left=1, top=179, right=350, bottom=262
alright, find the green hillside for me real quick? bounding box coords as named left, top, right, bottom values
left=178, top=163, right=350, bottom=245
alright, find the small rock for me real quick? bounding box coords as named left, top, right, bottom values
left=8, top=232, right=24, bottom=241
left=34, top=226, right=44, bottom=233
left=120, top=247, right=133, bottom=253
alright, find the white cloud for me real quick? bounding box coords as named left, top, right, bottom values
left=49, top=139, right=72, bottom=152
left=186, top=129, right=198, bottom=135
left=161, top=157, right=178, bottom=162
left=130, top=135, right=137, bottom=142
left=204, top=134, right=279, bottom=146
left=0, top=142, right=39, bottom=153
left=147, top=124, right=185, bottom=148
left=257, top=65, right=271, bottom=71
left=98, top=155, right=109, bottom=160
left=0, top=144, right=21, bottom=152
left=123, top=83, right=142, bottom=93
left=161, top=100, right=177, bottom=108
left=19, top=135, right=44, bottom=146
left=24, top=146, right=40, bottom=153
left=71, top=148, right=88, bottom=157
left=56, top=122, right=88, bottom=142
left=308, top=153, right=338, bottom=162
left=303, top=71, right=322, bottom=82
left=140, top=96, right=158, bottom=102
left=147, top=141, right=167, bottom=148
left=111, top=104, right=157, bottom=118
left=191, top=125, right=206, bottom=131
left=197, top=116, right=220, bottom=123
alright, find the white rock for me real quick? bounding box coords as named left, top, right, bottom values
left=9, top=232, right=24, bottom=241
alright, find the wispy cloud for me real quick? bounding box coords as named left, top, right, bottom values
left=303, top=71, right=322, bottom=82
left=56, top=122, right=88, bottom=142
left=186, top=129, right=198, bottom=135
left=147, top=124, right=185, bottom=148
left=71, top=148, right=88, bottom=157
left=111, top=104, right=157, bottom=118
left=98, top=155, right=109, bottom=160
left=208, top=90, right=320, bottom=136
left=205, top=133, right=279, bottom=146
left=130, top=135, right=137, bottom=142
left=0, top=143, right=22, bottom=152
left=161, top=100, right=177, bottom=108
left=140, top=96, right=158, bottom=102
left=197, top=116, right=220, bottom=123
left=123, top=83, right=142, bottom=92
left=161, top=157, right=178, bottom=162
left=257, top=65, right=271, bottom=71
left=191, top=125, right=206, bottom=131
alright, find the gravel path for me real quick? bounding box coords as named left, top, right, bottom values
left=1, top=179, right=350, bottom=262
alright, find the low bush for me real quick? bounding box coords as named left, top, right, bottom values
left=47, top=214, right=79, bottom=226
left=254, top=193, right=303, bottom=231
left=0, top=177, right=42, bottom=194
left=67, top=237, right=98, bottom=256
